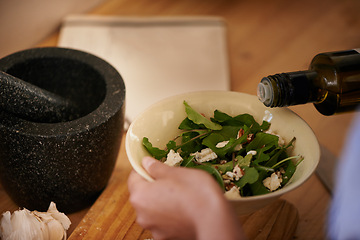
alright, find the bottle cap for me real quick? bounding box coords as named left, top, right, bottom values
left=257, top=79, right=273, bottom=106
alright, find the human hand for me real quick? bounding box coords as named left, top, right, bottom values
left=127, top=156, right=245, bottom=240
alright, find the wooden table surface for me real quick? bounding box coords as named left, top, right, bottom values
left=1, top=0, right=360, bottom=239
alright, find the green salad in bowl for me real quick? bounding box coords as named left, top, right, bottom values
left=142, top=101, right=303, bottom=199
left=126, top=91, right=320, bottom=215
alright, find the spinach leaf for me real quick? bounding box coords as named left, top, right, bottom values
left=212, top=161, right=234, bottom=174
left=179, top=117, right=201, bottom=130
left=212, top=110, right=233, bottom=123
left=276, top=155, right=303, bottom=186
left=259, top=120, right=271, bottom=131
left=281, top=159, right=296, bottom=186
left=245, top=132, right=279, bottom=152
left=235, top=166, right=259, bottom=189
left=216, top=125, right=242, bottom=139
left=236, top=154, right=252, bottom=167
left=253, top=148, right=271, bottom=164
left=263, top=137, right=296, bottom=168
left=201, top=133, right=227, bottom=153
left=184, top=101, right=222, bottom=130
left=248, top=171, right=271, bottom=196
left=212, top=110, right=258, bottom=128
left=178, top=131, right=203, bottom=157
left=166, top=140, right=177, bottom=151
left=202, top=131, right=248, bottom=159
left=233, top=114, right=261, bottom=128
left=142, top=137, right=167, bottom=160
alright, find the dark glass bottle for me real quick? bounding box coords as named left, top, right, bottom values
left=257, top=49, right=360, bottom=115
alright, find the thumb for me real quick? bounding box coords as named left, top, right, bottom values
left=142, top=156, right=172, bottom=180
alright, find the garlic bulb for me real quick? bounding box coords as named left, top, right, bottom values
left=0, top=202, right=71, bottom=240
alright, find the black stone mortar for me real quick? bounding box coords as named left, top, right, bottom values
left=0, top=47, right=125, bottom=213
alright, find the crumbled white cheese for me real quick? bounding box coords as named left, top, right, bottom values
left=263, top=172, right=283, bottom=191
left=232, top=164, right=243, bottom=180
left=247, top=150, right=257, bottom=156
left=191, top=148, right=217, bottom=163
left=225, top=171, right=237, bottom=179
left=223, top=164, right=243, bottom=181
left=216, top=141, right=229, bottom=148
left=222, top=173, right=233, bottom=181
left=164, top=149, right=183, bottom=166
left=224, top=186, right=242, bottom=200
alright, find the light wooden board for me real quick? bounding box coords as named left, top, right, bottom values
left=3, top=0, right=359, bottom=239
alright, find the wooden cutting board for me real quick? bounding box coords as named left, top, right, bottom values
left=68, top=149, right=299, bottom=240
left=239, top=200, right=298, bottom=240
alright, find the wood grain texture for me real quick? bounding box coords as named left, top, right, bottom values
left=2, top=0, right=360, bottom=239
left=239, top=200, right=298, bottom=240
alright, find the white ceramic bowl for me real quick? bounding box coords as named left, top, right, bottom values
left=125, top=91, right=320, bottom=215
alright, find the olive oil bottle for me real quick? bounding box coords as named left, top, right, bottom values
left=257, top=49, right=360, bottom=115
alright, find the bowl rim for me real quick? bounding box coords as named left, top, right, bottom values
left=126, top=90, right=321, bottom=200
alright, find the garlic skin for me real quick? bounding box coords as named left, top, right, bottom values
left=0, top=202, right=71, bottom=240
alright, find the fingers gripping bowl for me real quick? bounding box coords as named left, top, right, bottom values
left=125, top=91, right=320, bottom=215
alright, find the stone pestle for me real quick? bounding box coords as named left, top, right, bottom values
left=0, top=70, right=79, bottom=123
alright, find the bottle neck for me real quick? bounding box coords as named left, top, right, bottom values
left=257, top=70, right=318, bottom=107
